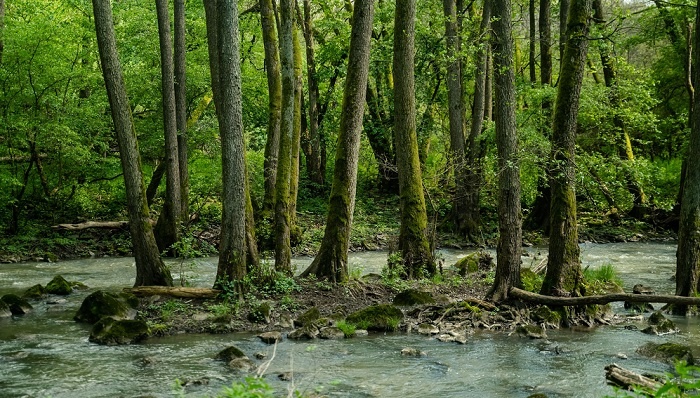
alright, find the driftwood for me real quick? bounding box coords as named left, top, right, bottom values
left=605, top=363, right=660, bottom=391
left=53, top=221, right=132, bottom=230
left=125, top=286, right=221, bottom=299
left=510, top=287, right=700, bottom=306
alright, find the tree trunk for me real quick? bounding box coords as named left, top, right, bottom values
left=539, top=0, right=552, bottom=86
left=674, top=0, right=700, bottom=315
left=91, top=0, right=173, bottom=286
left=484, top=49, right=493, bottom=121
left=301, top=0, right=374, bottom=282
left=541, top=0, right=591, bottom=297
left=153, top=0, right=182, bottom=255
left=261, top=0, right=283, bottom=215
left=211, top=0, right=247, bottom=288
left=274, top=0, right=295, bottom=275
left=290, top=24, right=302, bottom=228
left=0, top=0, right=4, bottom=64
left=529, top=0, right=537, bottom=84
left=365, top=74, right=399, bottom=193
left=512, top=287, right=700, bottom=306
left=394, top=0, right=434, bottom=278
left=174, top=0, right=189, bottom=221
left=559, top=0, right=569, bottom=62
left=487, top=0, right=522, bottom=301
left=300, top=0, right=324, bottom=187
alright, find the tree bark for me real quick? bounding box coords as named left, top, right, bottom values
left=126, top=286, right=220, bottom=298
left=487, top=0, right=522, bottom=302
left=541, top=0, right=591, bottom=297
left=261, top=0, right=283, bottom=215
left=154, top=0, right=182, bottom=255
left=394, top=0, right=434, bottom=278
left=539, top=0, right=552, bottom=86
left=290, top=24, right=302, bottom=228
left=605, top=364, right=661, bottom=391
left=212, top=0, right=247, bottom=288
left=559, top=0, right=569, bottom=62
left=674, top=0, right=700, bottom=315
left=529, top=0, right=537, bottom=84
left=301, top=0, right=374, bottom=282
left=91, top=0, right=173, bottom=286
left=511, top=287, right=700, bottom=306
left=274, top=0, right=295, bottom=275
left=175, top=0, right=189, bottom=221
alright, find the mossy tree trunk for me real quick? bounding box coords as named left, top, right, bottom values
left=393, top=0, right=434, bottom=278
left=290, top=24, right=302, bottom=230
left=274, top=0, right=295, bottom=275
left=541, top=0, right=591, bottom=297
left=174, top=0, right=189, bottom=222
left=529, top=0, right=537, bottom=84
left=261, top=0, right=282, bottom=215
left=487, top=0, right=522, bottom=302
left=153, top=0, right=182, bottom=255
left=91, top=0, right=172, bottom=286
left=210, top=0, right=247, bottom=288
left=301, top=0, right=374, bottom=282
left=674, top=0, right=700, bottom=315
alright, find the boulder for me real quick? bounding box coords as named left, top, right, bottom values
left=1, top=294, right=33, bottom=315
left=401, top=347, right=426, bottom=356
left=216, top=346, right=248, bottom=362
left=319, top=327, right=345, bottom=340
left=22, top=284, right=46, bottom=299
left=247, top=301, right=272, bottom=324
left=228, top=358, right=257, bottom=373
left=294, top=307, right=321, bottom=327
left=346, top=304, right=403, bottom=332
left=74, top=290, right=136, bottom=324
left=89, top=317, right=149, bottom=345
left=393, top=289, right=435, bottom=306
left=454, top=251, right=493, bottom=276
left=288, top=325, right=319, bottom=340
left=637, top=342, right=694, bottom=365
left=45, top=275, right=73, bottom=295
left=532, top=306, right=562, bottom=328
left=258, top=331, right=282, bottom=344
left=642, top=311, right=678, bottom=335
left=278, top=372, right=293, bottom=381
left=633, top=284, right=655, bottom=295
left=70, top=281, right=90, bottom=291
left=0, top=300, right=12, bottom=318
left=417, top=323, right=439, bottom=335
left=516, top=324, right=547, bottom=339
left=436, top=332, right=468, bottom=344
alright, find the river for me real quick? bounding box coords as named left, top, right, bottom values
left=0, top=242, right=693, bottom=397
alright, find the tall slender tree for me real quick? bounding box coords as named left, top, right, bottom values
left=394, top=0, right=434, bottom=278
left=541, top=0, right=592, bottom=297
left=274, top=0, right=295, bottom=274
left=210, top=0, right=247, bottom=288
left=487, top=0, right=522, bottom=301
left=529, top=0, right=537, bottom=84
left=301, top=0, right=374, bottom=282
left=174, top=0, right=189, bottom=221
left=91, top=0, right=173, bottom=286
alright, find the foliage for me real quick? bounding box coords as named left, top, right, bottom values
left=336, top=320, right=356, bottom=337
left=609, top=361, right=700, bottom=398
left=243, top=260, right=301, bottom=298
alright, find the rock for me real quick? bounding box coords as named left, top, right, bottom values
left=254, top=352, right=267, bottom=360
left=637, top=342, right=694, bottom=365
left=417, top=323, right=439, bottom=335
left=228, top=358, right=257, bottom=373
left=288, top=325, right=319, bottom=340
left=616, top=353, right=628, bottom=360
left=436, top=333, right=468, bottom=344
left=89, top=317, right=149, bottom=345
left=401, top=347, right=426, bottom=356
left=216, top=346, right=248, bottom=362
left=0, top=300, right=12, bottom=318
left=70, top=281, right=90, bottom=290
left=319, top=326, right=345, bottom=340
left=516, top=324, right=547, bottom=339
left=633, top=284, right=655, bottom=295
left=642, top=311, right=678, bottom=335
left=192, top=313, right=209, bottom=321
left=248, top=301, right=272, bottom=324
left=278, top=372, right=293, bottom=381
left=22, top=284, right=46, bottom=299
left=1, top=294, right=33, bottom=315
left=45, top=275, right=73, bottom=295
left=393, top=289, right=435, bottom=306
left=74, top=290, right=136, bottom=324
left=258, top=331, right=282, bottom=344
left=532, top=306, right=562, bottom=327
left=276, top=313, right=294, bottom=329
left=648, top=311, right=666, bottom=325
left=46, top=298, right=67, bottom=305
left=294, top=307, right=321, bottom=327
left=624, top=302, right=655, bottom=313
left=354, top=329, right=369, bottom=337
left=346, top=304, right=403, bottom=332
left=139, top=356, right=157, bottom=366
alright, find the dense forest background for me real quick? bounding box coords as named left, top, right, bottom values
left=0, top=0, right=689, bottom=259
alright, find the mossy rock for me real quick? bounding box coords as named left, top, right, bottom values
left=532, top=306, right=561, bottom=327
left=89, top=317, right=149, bottom=345
left=228, top=358, right=257, bottom=373
left=346, top=304, right=403, bottom=332
left=74, top=290, right=135, bottom=324
left=248, top=301, right=272, bottom=324
left=454, top=255, right=479, bottom=276
left=0, top=300, right=13, bottom=318
left=516, top=324, right=547, bottom=339
left=1, top=294, right=33, bottom=315
left=216, top=346, right=248, bottom=362
left=119, top=292, right=140, bottom=309
left=648, top=311, right=667, bottom=325
left=70, top=281, right=90, bottom=291
left=288, top=325, right=320, bottom=340
left=46, top=275, right=73, bottom=295
left=319, top=326, right=346, bottom=340
left=23, top=284, right=47, bottom=299
left=637, top=342, right=694, bottom=365
left=392, top=289, right=435, bottom=306
left=294, top=307, right=321, bottom=327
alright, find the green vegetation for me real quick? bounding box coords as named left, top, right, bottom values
left=583, top=264, right=624, bottom=295
left=609, top=362, right=700, bottom=398
left=336, top=320, right=357, bottom=337
left=346, top=304, right=403, bottom=331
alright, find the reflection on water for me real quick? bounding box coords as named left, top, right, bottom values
left=0, top=242, right=693, bottom=397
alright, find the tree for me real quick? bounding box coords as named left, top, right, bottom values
left=674, top=0, right=700, bottom=314
left=274, top=0, right=295, bottom=274
left=174, top=0, right=189, bottom=221
left=260, top=0, right=282, bottom=215
left=394, top=0, right=434, bottom=278
left=487, top=0, right=522, bottom=301
left=540, top=0, right=592, bottom=297
left=91, top=0, right=173, bottom=286
left=153, top=0, right=182, bottom=254
left=301, top=0, right=374, bottom=282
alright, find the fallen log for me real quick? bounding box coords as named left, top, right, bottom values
left=510, top=287, right=700, bottom=306
left=605, top=363, right=660, bottom=391
left=53, top=221, right=132, bottom=230
left=125, top=286, right=221, bottom=299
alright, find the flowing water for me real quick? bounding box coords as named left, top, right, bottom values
left=0, top=242, right=695, bottom=397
